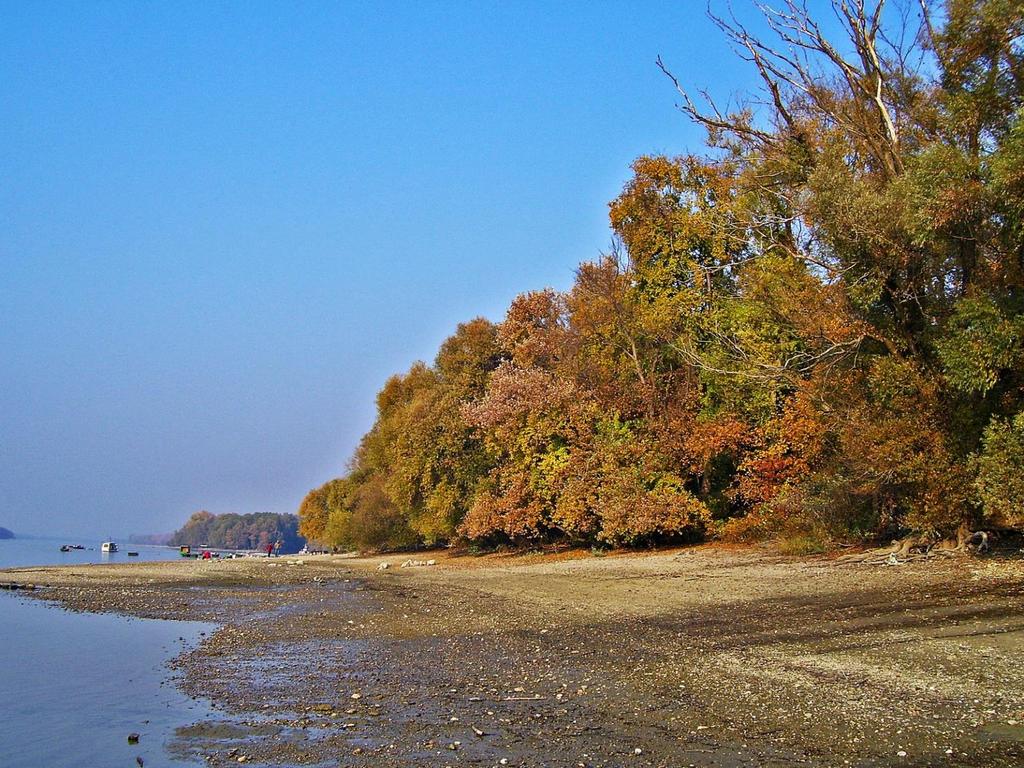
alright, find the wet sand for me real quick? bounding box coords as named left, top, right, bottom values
left=3, top=546, right=1024, bottom=767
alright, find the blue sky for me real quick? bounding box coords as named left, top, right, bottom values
left=1, top=1, right=771, bottom=538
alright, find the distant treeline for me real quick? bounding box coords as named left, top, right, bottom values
left=0, top=527, right=14, bottom=540
left=169, top=511, right=304, bottom=553
left=300, top=1, right=1024, bottom=553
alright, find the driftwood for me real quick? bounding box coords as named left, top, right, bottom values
left=837, top=524, right=990, bottom=565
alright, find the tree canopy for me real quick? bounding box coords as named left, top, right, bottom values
left=170, top=511, right=304, bottom=553
left=301, top=0, right=1024, bottom=552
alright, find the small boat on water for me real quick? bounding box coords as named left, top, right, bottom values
left=59, top=544, right=86, bottom=552
left=101, top=541, right=118, bottom=553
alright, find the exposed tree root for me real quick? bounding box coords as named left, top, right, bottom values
left=837, top=524, right=990, bottom=565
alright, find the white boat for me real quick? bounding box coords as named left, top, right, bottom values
left=101, top=541, right=118, bottom=553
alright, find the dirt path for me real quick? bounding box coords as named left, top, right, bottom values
left=4, top=546, right=1023, bottom=767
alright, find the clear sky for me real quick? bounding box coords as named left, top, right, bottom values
left=1, top=1, right=771, bottom=538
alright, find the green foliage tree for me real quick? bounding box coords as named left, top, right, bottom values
left=975, top=412, right=1024, bottom=528
left=169, top=511, right=304, bottom=553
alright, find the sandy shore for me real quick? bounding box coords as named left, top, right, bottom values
left=4, top=546, right=1024, bottom=767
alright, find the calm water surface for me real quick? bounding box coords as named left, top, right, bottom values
left=0, top=535, right=183, bottom=569
left=0, top=537, right=215, bottom=767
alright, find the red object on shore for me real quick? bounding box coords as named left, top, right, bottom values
left=265, top=543, right=273, bottom=557
left=202, top=550, right=211, bottom=559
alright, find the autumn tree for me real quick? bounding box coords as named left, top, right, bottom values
left=645, top=0, right=1024, bottom=540
left=301, top=0, right=1023, bottom=553
left=298, top=486, right=329, bottom=544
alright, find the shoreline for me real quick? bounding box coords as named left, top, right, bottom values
left=3, top=546, right=1024, bottom=766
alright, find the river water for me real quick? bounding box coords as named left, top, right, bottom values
left=0, top=535, right=183, bottom=568
left=0, top=536, right=214, bottom=767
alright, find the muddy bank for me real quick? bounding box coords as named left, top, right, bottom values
left=3, top=548, right=1024, bottom=767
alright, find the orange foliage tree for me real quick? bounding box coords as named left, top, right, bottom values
left=300, top=1, right=1024, bottom=552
